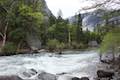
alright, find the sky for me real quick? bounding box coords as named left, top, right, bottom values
left=45, top=0, right=94, bottom=18
left=45, top=0, right=120, bottom=18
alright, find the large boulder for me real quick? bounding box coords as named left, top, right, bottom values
left=26, top=32, right=41, bottom=50
left=88, top=41, right=98, bottom=47
left=0, top=75, right=23, bottom=80
left=97, top=70, right=114, bottom=79
left=37, top=72, right=57, bottom=80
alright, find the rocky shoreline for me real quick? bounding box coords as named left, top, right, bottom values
left=94, top=55, right=120, bottom=80
left=0, top=59, right=119, bottom=80
left=0, top=68, right=90, bottom=80
left=0, top=49, right=47, bottom=56
left=0, top=65, right=116, bottom=80
left=0, top=48, right=97, bottom=56
left=1, top=66, right=92, bottom=80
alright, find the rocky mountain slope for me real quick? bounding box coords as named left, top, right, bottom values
left=69, top=10, right=120, bottom=31
left=69, top=11, right=103, bottom=31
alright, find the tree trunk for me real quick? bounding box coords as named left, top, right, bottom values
left=17, top=40, right=23, bottom=52
left=0, top=32, right=3, bottom=52
left=68, top=30, right=71, bottom=46
left=1, top=22, right=8, bottom=48
left=2, top=35, right=6, bottom=48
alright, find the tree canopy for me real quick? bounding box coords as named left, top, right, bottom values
left=100, top=28, right=120, bottom=53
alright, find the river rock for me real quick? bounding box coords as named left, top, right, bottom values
left=72, top=77, right=89, bottom=80
left=80, top=77, right=89, bottom=80
left=97, top=70, right=114, bottom=79
left=72, top=77, right=81, bottom=80
left=37, top=72, right=57, bottom=80
left=100, top=59, right=111, bottom=64
left=19, top=68, right=38, bottom=78
left=58, top=76, right=89, bottom=80
left=0, top=75, right=23, bottom=80
left=57, top=72, right=67, bottom=75
left=30, top=68, right=38, bottom=75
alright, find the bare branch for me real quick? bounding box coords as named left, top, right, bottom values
left=0, top=32, right=3, bottom=38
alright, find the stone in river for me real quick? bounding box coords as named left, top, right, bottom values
left=0, top=75, right=23, bottom=80
left=80, top=77, right=89, bottom=80
left=97, top=70, right=114, bottom=79
left=38, top=72, right=57, bottom=80
left=19, top=68, right=38, bottom=78
left=72, top=77, right=81, bottom=80
left=72, top=77, right=89, bottom=80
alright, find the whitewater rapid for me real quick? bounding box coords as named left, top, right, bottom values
left=0, top=50, right=99, bottom=78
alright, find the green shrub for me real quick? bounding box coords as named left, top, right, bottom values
left=56, top=42, right=65, bottom=49
left=47, top=39, right=60, bottom=51
left=71, top=42, right=87, bottom=49
left=1, top=42, right=17, bottom=53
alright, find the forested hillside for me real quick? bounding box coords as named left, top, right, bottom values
left=0, top=0, right=120, bottom=55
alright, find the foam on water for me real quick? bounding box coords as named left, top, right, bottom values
left=0, top=50, right=99, bottom=78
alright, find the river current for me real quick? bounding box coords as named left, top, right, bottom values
left=0, top=50, right=99, bottom=79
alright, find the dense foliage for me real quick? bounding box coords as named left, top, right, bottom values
left=1, top=0, right=119, bottom=53
left=100, top=28, right=120, bottom=53
left=0, top=0, right=43, bottom=52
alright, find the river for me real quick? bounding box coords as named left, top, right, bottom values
left=0, top=50, right=99, bottom=79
